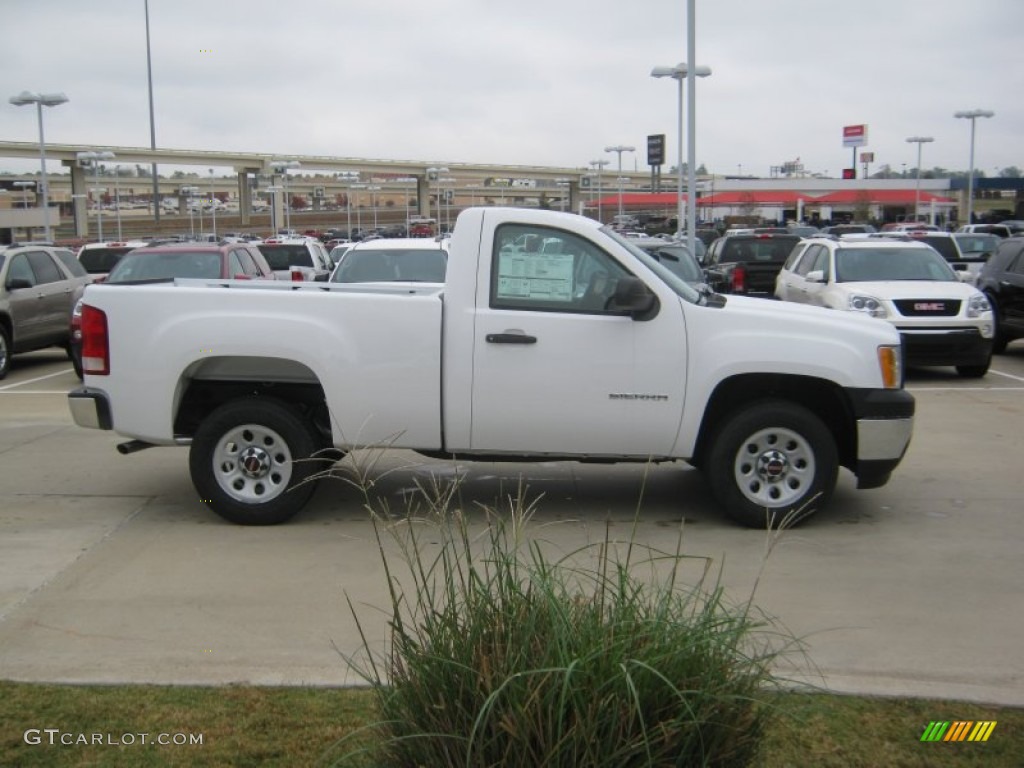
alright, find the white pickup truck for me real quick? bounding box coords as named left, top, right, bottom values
left=68, top=207, right=914, bottom=528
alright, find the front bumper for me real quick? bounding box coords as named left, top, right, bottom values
left=68, top=387, right=112, bottom=430
left=846, top=388, right=915, bottom=490
left=898, top=328, right=992, bottom=367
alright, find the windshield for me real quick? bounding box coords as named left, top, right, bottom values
left=106, top=251, right=222, bottom=282
left=332, top=248, right=447, bottom=283
left=641, top=245, right=704, bottom=283
left=953, top=234, right=999, bottom=257
left=603, top=227, right=702, bottom=303
left=836, top=247, right=958, bottom=282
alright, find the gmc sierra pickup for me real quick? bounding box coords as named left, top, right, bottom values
left=68, top=207, right=914, bottom=528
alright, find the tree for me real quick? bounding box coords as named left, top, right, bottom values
left=999, top=166, right=1021, bottom=178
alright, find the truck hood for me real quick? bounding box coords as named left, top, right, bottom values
left=712, top=293, right=900, bottom=344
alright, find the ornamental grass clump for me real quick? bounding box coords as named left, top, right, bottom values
left=334, top=473, right=795, bottom=767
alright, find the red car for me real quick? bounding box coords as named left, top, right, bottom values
left=70, top=242, right=275, bottom=378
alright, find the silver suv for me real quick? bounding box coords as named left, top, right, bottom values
left=0, top=245, right=92, bottom=378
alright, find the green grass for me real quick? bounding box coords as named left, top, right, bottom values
left=1, top=682, right=1021, bottom=767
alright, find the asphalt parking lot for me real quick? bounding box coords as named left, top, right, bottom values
left=0, top=345, right=1022, bottom=706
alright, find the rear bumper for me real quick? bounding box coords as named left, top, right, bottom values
left=845, top=388, right=915, bottom=489
left=68, top=387, right=112, bottom=430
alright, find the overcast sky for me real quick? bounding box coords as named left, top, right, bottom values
left=2, top=0, right=1021, bottom=179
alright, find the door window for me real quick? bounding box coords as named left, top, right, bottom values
left=26, top=251, right=64, bottom=285
left=490, top=224, right=631, bottom=313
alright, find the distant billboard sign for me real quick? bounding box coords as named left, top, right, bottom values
left=860, top=152, right=874, bottom=163
left=843, top=124, right=868, bottom=148
left=647, top=134, right=665, bottom=166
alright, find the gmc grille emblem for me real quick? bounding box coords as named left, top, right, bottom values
left=914, top=302, right=945, bottom=311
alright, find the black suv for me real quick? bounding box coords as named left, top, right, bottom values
left=976, top=237, right=1024, bottom=353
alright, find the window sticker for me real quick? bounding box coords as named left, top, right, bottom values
left=496, top=252, right=574, bottom=301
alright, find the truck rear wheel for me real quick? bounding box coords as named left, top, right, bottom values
left=190, top=397, right=321, bottom=525
left=705, top=400, right=838, bottom=529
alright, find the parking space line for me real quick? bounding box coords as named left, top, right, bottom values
left=988, top=369, right=1024, bottom=384
left=0, top=370, right=74, bottom=391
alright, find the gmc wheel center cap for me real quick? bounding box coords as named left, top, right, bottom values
left=758, top=450, right=788, bottom=481
left=239, top=446, right=271, bottom=478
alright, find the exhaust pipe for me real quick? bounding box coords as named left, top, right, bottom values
left=117, top=440, right=155, bottom=455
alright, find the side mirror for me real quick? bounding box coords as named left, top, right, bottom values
left=608, top=276, right=659, bottom=320
left=805, top=270, right=826, bottom=283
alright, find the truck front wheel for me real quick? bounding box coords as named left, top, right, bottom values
left=190, top=398, right=321, bottom=525
left=705, top=400, right=838, bottom=529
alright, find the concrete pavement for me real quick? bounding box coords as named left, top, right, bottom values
left=0, top=348, right=1022, bottom=706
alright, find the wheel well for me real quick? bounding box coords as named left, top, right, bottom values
left=693, top=374, right=855, bottom=470
left=173, top=369, right=331, bottom=446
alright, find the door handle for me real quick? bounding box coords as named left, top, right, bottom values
left=486, top=333, right=537, bottom=344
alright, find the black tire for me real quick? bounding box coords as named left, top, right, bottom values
left=705, top=400, right=838, bottom=529
left=987, top=294, right=1009, bottom=354
left=69, top=346, right=83, bottom=380
left=189, top=397, right=321, bottom=525
left=0, top=326, right=10, bottom=380
left=956, top=360, right=990, bottom=378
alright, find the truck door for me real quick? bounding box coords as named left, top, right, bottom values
left=467, top=221, right=687, bottom=457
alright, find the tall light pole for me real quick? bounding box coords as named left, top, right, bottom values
left=651, top=62, right=712, bottom=238
left=337, top=171, right=359, bottom=236
left=9, top=91, right=68, bottom=242
left=589, top=159, right=609, bottom=222
left=604, top=145, right=635, bottom=218
left=180, top=185, right=200, bottom=237
left=426, top=166, right=450, bottom=227
left=366, top=184, right=381, bottom=229
left=113, top=166, right=123, bottom=240
left=208, top=168, right=217, bottom=238
left=144, top=0, right=160, bottom=223
left=76, top=150, right=115, bottom=241
left=264, top=185, right=281, bottom=236
left=954, top=109, right=994, bottom=225
left=395, top=176, right=416, bottom=231
left=270, top=159, right=300, bottom=232
left=555, top=177, right=570, bottom=211
left=905, top=136, right=934, bottom=221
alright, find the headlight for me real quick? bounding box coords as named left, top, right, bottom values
left=966, top=293, right=991, bottom=317
left=848, top=293, right=887, bottom=318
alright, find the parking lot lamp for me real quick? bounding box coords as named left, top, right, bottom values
left=426, top=166, right=450, bottom=226
left=264, top=185, right=281, bottom=236
left=604, top=145, right=635, bottom=218
left=651, top=63, right=711, bottom=238
left=270, top=159, right=300, bottom=232
left=12, top=181, right=34, bottom=214
left=395, top=177, right=416, bottom=231
left=336, top=171, right=359, bottom=237
left=76, top=151, right=116, bottom=241
left=905, top=136, right=934, bottom=221
left=588, top=159, right=609, bottom=221
left=9, top=91, right=68, bottom=242
left=180, top=185, right=199, bottom=237
left=954, top=110, right=994, bottom=225
left=365, top=185, right=381, bottom=229
left=209, top=168, right=217, bottom=238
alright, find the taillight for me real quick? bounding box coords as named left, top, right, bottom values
left=81, top=305, right=110, bottom=376
left=291, top=268, right=304, bottom=282
left=731, top=264, right=746, bottom=293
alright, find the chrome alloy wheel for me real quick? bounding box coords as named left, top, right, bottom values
left=212, top=423, right=294, bottom=503
left=733, top=426, right=816, bottom=508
